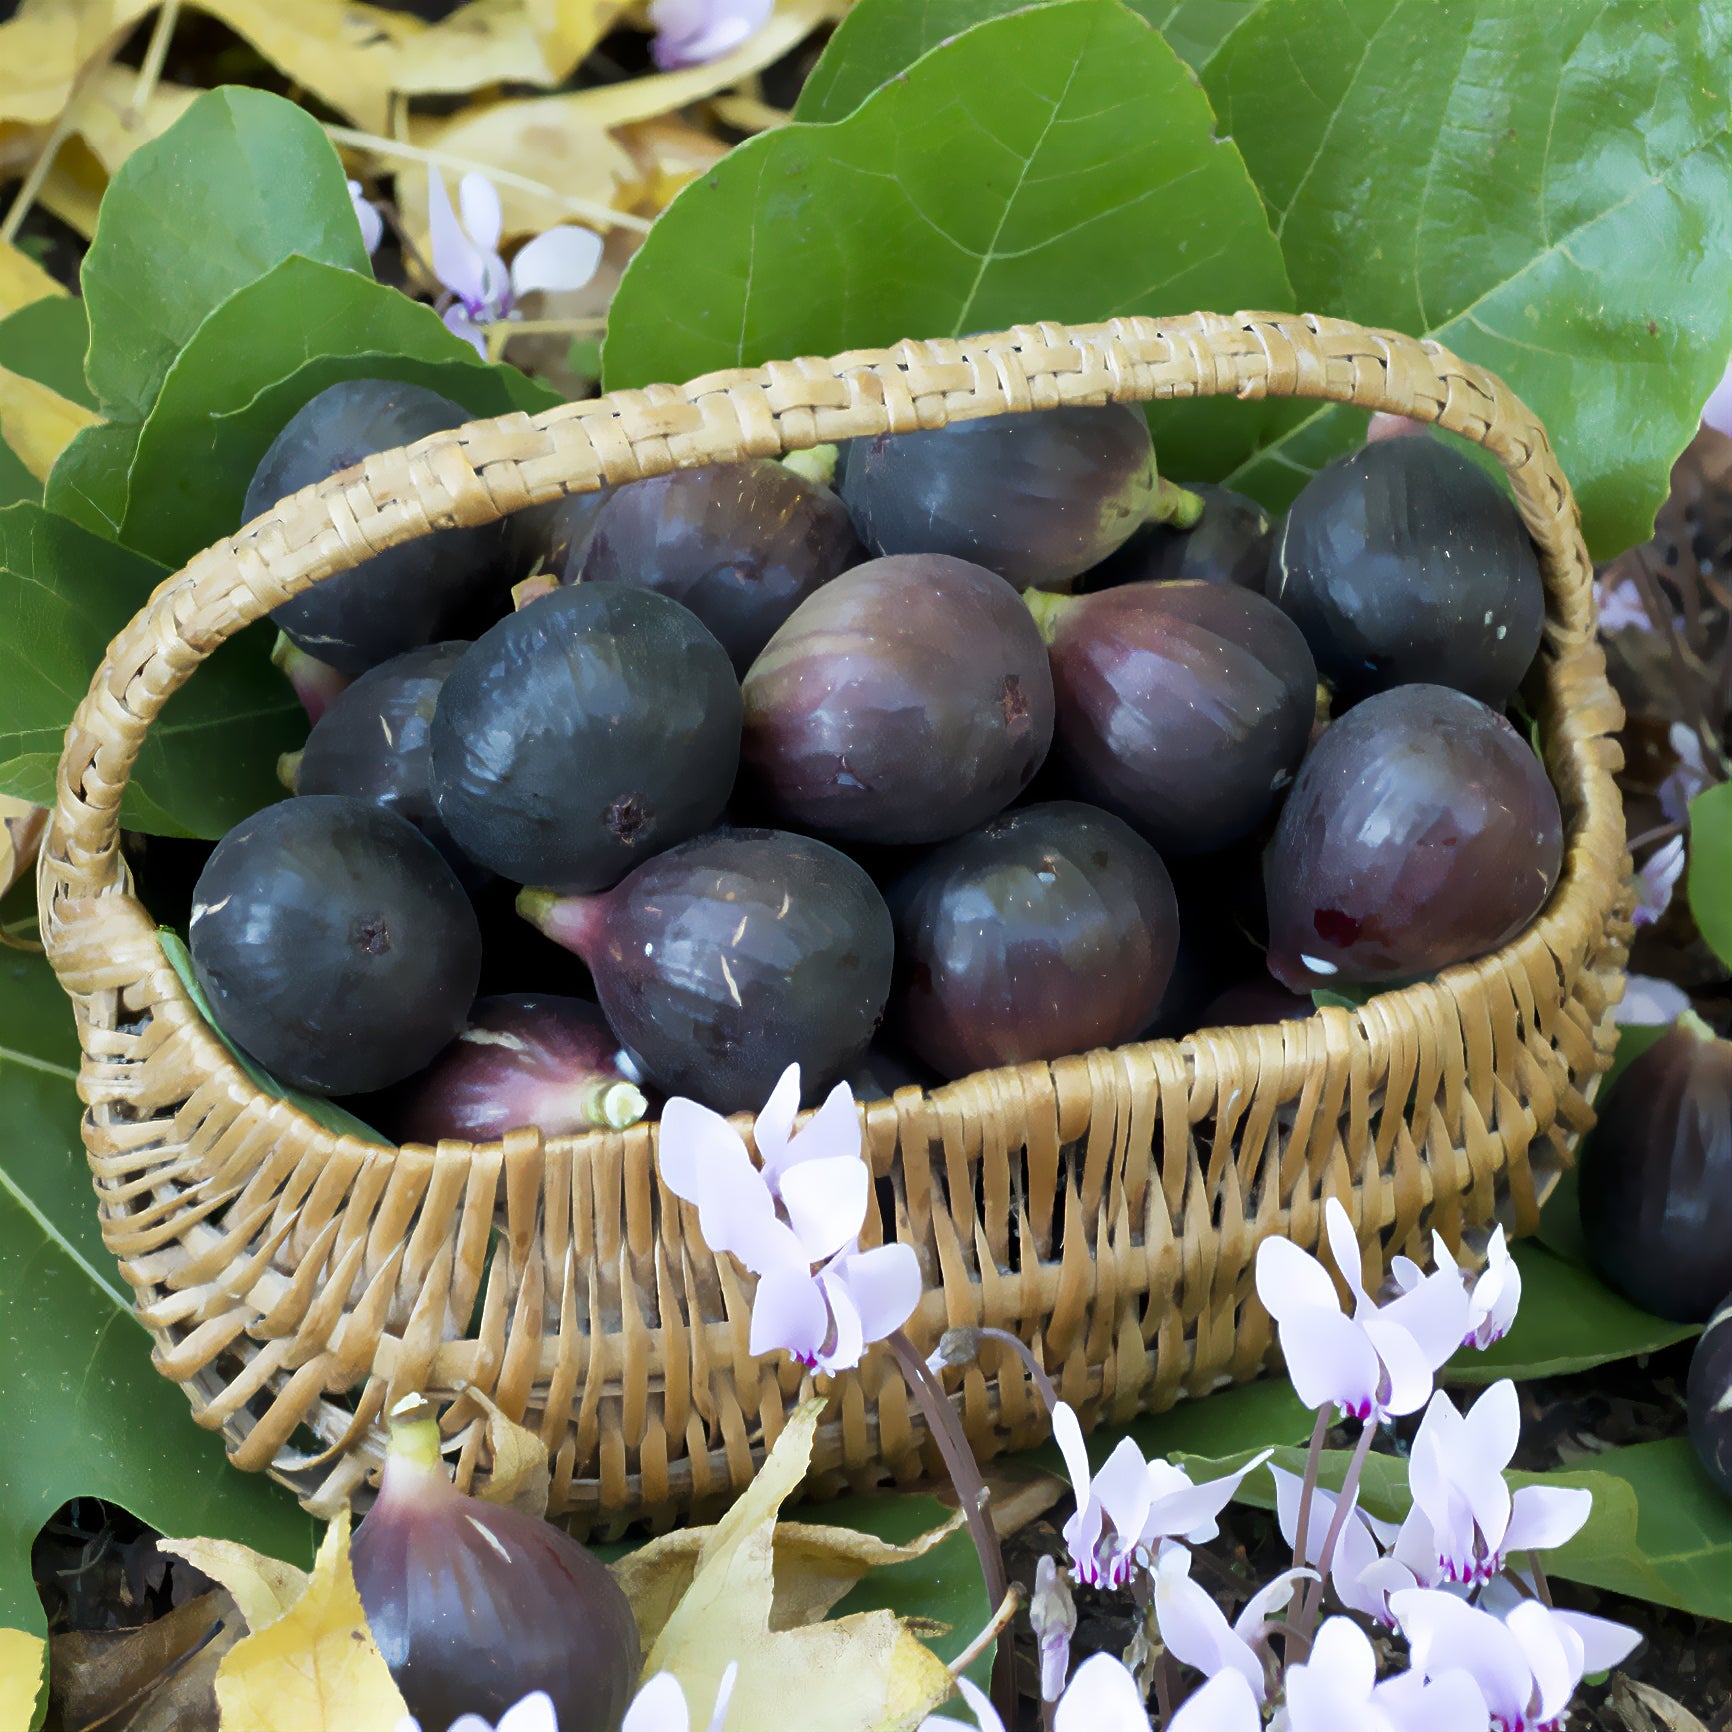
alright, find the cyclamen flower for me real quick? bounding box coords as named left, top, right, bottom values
left=347, top=179, right=383, bottom=254
left=1632, top=835, right=1686, bottom=928
left=1151, top=1542, right=1313, bottom=1704
left=657, top=1066, right=921, bottom=1374
left=1270, top=1465, right=1401, bottom=1624
left=923, top=1654, right=1184, bottom=1732
left=427, top=169, right=602, bottom=356
left=623, top=1664, right=738, bottom=1732
left=1391, top=1588, right=1640, bottom=1732
left=1284, top=1617, right=1489, bottom=1732
left=1050, top=1401, right=1270, bottom=1590
left=1394, top=1382, right=1590, bottom=1591
left=1615, top=974, right=1692, bottom=1026
left=1658, top=722, right=1710, bottom=826
left=1393, top=1225, right=1521, bottom=1353
left=399, top=1693, right=558, bottom=1732
left=1255, top=1199, right=1472, bottom=1421
left=1703, top=355, right=1732, bottom=438
left=1029, top=1555, right=1076, bottom=1702
left=649, top=0, right=772, bottom=68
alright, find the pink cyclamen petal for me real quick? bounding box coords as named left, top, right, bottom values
left=1141, top=1451, right=1272, bottom=1549
left=458, top=172, right=504, bottom=254
left=621, top=1673, right=687, bottom=1732
left=1052, top=1654, right=1152, bottom=1732
left=656, top=1094, right=743, bottom=1200
left=1614, top=974, right=1691, bottom=1027
left=749, top=1264, right=829, bottom=1364
left=1255, top=1232, right=1344, bottom=1322
left=442, top=303, right=487, bottom=359
left=1702, top=354, right=1732, bottom=437
left=1324, top=1198, right=1373, bottom=1309
left=347, top=180, right=383, bottom=255
left=825, top=1242, right=920, bottom=1344
left=649, top=0, right=772, bottom=68
left=777, top=1155, right=869, bottom=1263
left=1279, top=1304, right=1385, bottom=1418
left=814, top=1264, right=866, bottom=1371
left=1152, top=1545, right=1267, bottom=1700
left=427, top=167, right=494, bottom=310
left=510, top=225, right=603, bottom=299
left=1165, top=1669, right=1262, bottom=1732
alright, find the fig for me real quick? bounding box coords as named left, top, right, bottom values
left=290, top=641, right=478, bottom=881
left=352, top=1397, right=640, bottom=1732
left=1196, top=977, right=1315, bottom=1029
left=1267, top=438, right=1545, bottom=706
left=740, top=554, right=1054, bottom=846
left=1084, top=483, right=1274, bottom=591
left=188, top=797, right=481, bottom=1095
left=581, top=460, right=864, bottom=672
left=1263, top=684, right=1563, bottom=990
left=382, top=995, right=647, bottom=1143
left=1578, top=1015, right=1732, bottom=1323
left=840, top=404, right=1198, bottom=591
left=509, top=486, right=613, bottom=582
left=1687, top=1294, right=1732, bottom=1499
left=429, top=585, right=741, bottom=892
left=246, top=380, right=509, bottom=673
left=520, top=828, right=894, bottom=1112
left=887, top=802, right=1178, bottom=1079
left=1028, top=580, right=1318, bottom=856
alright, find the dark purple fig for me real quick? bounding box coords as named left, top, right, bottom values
left=1578, top=1015, right=1732, bottom=1323
left=1267, top=437, right=1545, bottom=706
left=291, top=642, right=479, bottom=882
left=519, top=828, right=893, bottom=1112
left=741, top=554, right=1054, bottom=846
left=581, top=460, right=863, bottom=672
left=1084, top=483, right=1274, bottom=591
left=888, top=802, right=1178, bottom=1079
left=1687, top=1293, right=1732, bottom=1498
left=1263, top=685, right=1563, bottom=992
left=353, top=1397, right=639, bottom=1732
left=430, top=585, right=741, bottom=892
left=509, top=486, right=613, bottom=582
left=1029, top=580, right=1318, bottom=856
left=385, top=995, right=647, bottom=1143
left=1197, top=977, right=1315, bottom=1029
left=246, top=380, right=510, bottom=674
left=840, top=404, right=1198, bottom=591
left=273, top=632, right=351, bottom=724
left=188, top=797, right=482, bottom=1095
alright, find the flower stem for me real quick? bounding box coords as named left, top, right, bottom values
left=1297, top=1415, right=1378, bottom=1637
left=1290, top=1405, right=1332, bottom=1575
left=1527, top=1552, right=1554, bottom=1609
left=887, top=1328, right=1017, bottom=1730
left=973, top=1327, right=1060, bottom=1414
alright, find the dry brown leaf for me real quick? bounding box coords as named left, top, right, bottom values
left=1611, top=1677, right=1711, bottom=1732
left=0, top=1629, right=45, bottom=1732
left=0, top=0, right=153, bottom=127
left=159, top=1538, right=309, bottom=1635
left=212, top=1511, right=407, bottom=1732
left=465, top=1390, right=554, bottom=1517
left=0, top=237, right=65, bottom=315
left=935, top=1459, right=1067, bottom=1542
left=0, top=798, right=47, bottom=901
left=0, top=365, right=101, bottom=480
left=613, top=117, right=730, bottom=217
left=49, top=1590, right=238, bottom=1732
left=641, top=1399, right=956, bottom=1732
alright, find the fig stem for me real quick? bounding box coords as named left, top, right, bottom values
left=780, top=443, right=840, bottom=488
left=516, top=887, right=602, bottom=961
left=1150, top=477, right=1205, bottom=529
left=588, top=1080, right=649, bottom=1131
left=387, top=1396, right=445, bottom=1473
left=512, top=572, right=562, bottom=611
left=1021, top=588, right=1069, bottom=646
left=277, top=750, right=303, bottom=794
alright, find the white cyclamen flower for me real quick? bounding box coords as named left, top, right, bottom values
left=1394, top=1225, right=1522, bottom=1353
left=1050, top=1401, right=1269, bottom=1590
left=1270, top=1464, right=1402, bottom=1624
left=1392, top=1588, right=1640, bottom=1732
left=1029, top=1554, right=1076, bottom=1702
left=1703, top=354, right=1732, bottom=437
left=347, top=178, right=383, bottom=254
left=1658, top=721, right=1710, bottom=826
left=657, top=1065, right=921, bottom=1373
left=1614, top=974, right=1692, bottom=1027
left=427, top=168, right=602, bottom=356
left=1632, top=834, right=1686, bottom=928
left=1255, top=1199, right=1472, bottom=1421
left=1284, top=1616, right=1490, bottom=1732
left=1151, top=1542, right=1313, bottom=1704
left=399, top=1692, right=560, bottom=1732
left=622, top=1664, right=737, bottom=1732
left=649, top=0, right=773, bottom=68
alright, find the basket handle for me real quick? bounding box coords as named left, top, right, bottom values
left=39, top=310, right=1602, bottom=936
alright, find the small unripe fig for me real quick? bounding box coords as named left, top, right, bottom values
left=1687, top=1294, right=1732, bottom=1499
left=353, top=1398, right=640, bottom=1732
left=1579, top=1015, right=1732, bottom=1323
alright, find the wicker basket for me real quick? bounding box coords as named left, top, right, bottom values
left=39, top=311, right=1631, bottom=1529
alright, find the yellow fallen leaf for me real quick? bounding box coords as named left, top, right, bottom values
left=0, top=1628, right=45, bottom=1732
left=65, top=62, right=200, bottom=177
left=1, top=797, right=48, bottom=902
left=0, top=237, right=64, bottom=315
left=0, top=0, right=153, bottom=127
left=466, top=1389, right=554, bottom=1517
left=613, top=117, right=730, bottom=217
left=38, top=134, right=105, bottom=240
left=644, top=1400, right=956, bottom=1732
left=615, top=1513, right=964, bottom=1655
left=0, top=365, right=101, bottom=480
left=213, top=1510, right=408, bottom=1732
left=159, top=1536, right=310, bottom=1634
left=524, top=0, right=630, bottom=69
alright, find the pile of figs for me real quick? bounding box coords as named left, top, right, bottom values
left=186, top=377, right=1567, bottom=1131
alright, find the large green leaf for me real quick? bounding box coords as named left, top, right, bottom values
left=43, top=421, right=139, bottom=539
left=0, top=297, right=94, bottom=409
left=1203, top=0, right=1732, bottom=557
left=0, top=437, right=35, bottom=510
left=80, top=87, right=368, bottom=427
left=0, top=503, right=301, bottom=837
left=122, top=255, right=558, bottom=569
left=0, top=900, right=316, bottom=1712
left=1444, top=1242, right=1699, bottom=1384
left=1688, top=779, right=1732, bottom=972
left=604, top=0, right=1297, bottom=482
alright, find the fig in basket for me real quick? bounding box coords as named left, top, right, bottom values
left=245, top=379, right=512, bottom=674
left=888, top=802, right=1180, bottom=1079
left=839, top=402, right=1200, bottom=591
left=740, top=553, right=1054, bottom=846
left=284, top=640, right=483, bottom=885
left=519, top=828, right=894, bottom=1113
left=372, top=994, right=648, bottom=1144
left=1082, top=481, right=1275, bottom=592
left=1267, top=436, right=1545, bottom=707
left=1263, top=684, right=1563, bottom=991
left=187, top=796, right=482, bottom=1096
left=579, top=457, right=864, bottom=672
left=1027, top=579, right=1318, bottom=857
left=429, top=585, right=742, bottom=891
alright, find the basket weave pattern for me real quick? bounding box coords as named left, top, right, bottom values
left=39, top=312, right=1630, bottom=1526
